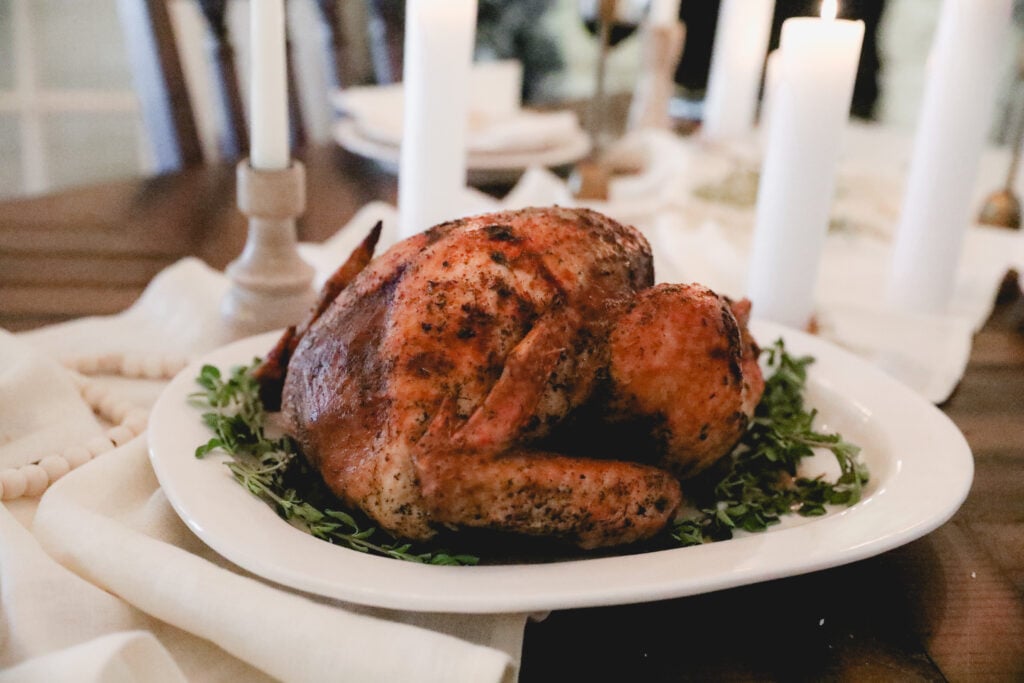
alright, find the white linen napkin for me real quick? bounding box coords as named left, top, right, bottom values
left=28, top=441, right=515, bottom=682
left=0, top=203, right=524, bottom=682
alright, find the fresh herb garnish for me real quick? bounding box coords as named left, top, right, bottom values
left=191, top=339, right=867, bottom=561
left=670, top=339, right=868, bottom=546
left=190, top=362, right=478, bottom=566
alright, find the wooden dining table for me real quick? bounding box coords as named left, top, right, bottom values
left=2, top=142, right=1022, bottom=681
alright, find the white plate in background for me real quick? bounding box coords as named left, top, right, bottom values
left=333, top=118, right=591, bottom=186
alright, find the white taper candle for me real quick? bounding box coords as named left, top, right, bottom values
left=701, top=0, right=776, bottom=142
left=649, top=0, right=681, bottom=26
left=747, top=7, right=864, bottom=329
left=887, top=0, right=1012, bottom=314
left=759, top=49, right=781, bottom=134
left=249, top=0, right=290, bottom=170
left=398, top=0, right=478, bottom=239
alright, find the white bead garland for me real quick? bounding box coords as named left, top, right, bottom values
left=0, top=469, right=28, bottom=499
left=40, top=454, right=71, bottom=482
left=86, top=435, right=115, bottom=458
left=58, top=351, right=188, bottom=381
left=64, top=446, right=92, bottom=469
left=0, top=351, right=186, bottom=502
left=22, top=464, right=48, bottom=497
left=107, top=425, right=136, bottom=448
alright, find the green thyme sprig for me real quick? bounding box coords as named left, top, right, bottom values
left=671, top=339, right=869, bottom=546
left=190, top=362, right=478, bottom=566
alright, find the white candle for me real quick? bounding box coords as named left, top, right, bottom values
left=759, top=49, right=781, bottom=133
left=701, top=0, right=776, bottom=142
left=747, top=2, right=864, bottom=329
left=249, top=0, right=290, bottom=170
left=398, top=0, right=478, bottom=239
left=649, top=0, right=681, bottom=27
left=887, top=0, right=1011, bottom=314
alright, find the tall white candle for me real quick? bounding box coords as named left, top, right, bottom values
left=887, top=0, right=1011, bottom=314
left=759, top=49, right=781, bottom=132
left=747, top=3, right=864, bottom=329
left=398, top=0, right=478, bottom=239
left=249, top=0, right=290, bottom=170
left=649, top=0, right=681, bottom=26
left=701, top=0, right=776, bottom=142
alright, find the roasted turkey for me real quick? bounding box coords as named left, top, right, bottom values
left=271, top=207, right=763, bottom=549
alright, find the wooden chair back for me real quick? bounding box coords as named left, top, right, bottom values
left=120, top=0, right=362, bottom=173
left=195, top=0, right=251, bottom=161
left=118, top=0, right=204, bottom=172
left=365, top=0, right=404, bottom=85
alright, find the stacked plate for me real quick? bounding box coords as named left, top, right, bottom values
left=332, top=60, right=591, bottom=185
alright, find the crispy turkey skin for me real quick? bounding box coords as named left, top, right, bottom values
left=607, top=284, right=765, bottom=479
left=281, top=207, right=763, bottom=549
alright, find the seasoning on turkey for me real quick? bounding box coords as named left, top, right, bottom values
left=276, top=207, right=763, bottom=549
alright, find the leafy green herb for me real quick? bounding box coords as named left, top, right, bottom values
left=190, top=362, right=478, bottom=566
left=670, top=339, right=868, bottom=546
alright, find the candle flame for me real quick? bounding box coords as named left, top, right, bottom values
left=821, top=0, right=838, bottom=20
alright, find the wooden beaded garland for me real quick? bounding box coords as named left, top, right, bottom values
left=64, top=446, right=92, bottom=470
left=0, top=352, right=186, bottom=501
left=57, top=351, right=188, bottom=381
left=0, top=469, right=28, bottom=499
left=22, top=464, right=48, bottom=498
left=40, top=454, right=71, bottom=482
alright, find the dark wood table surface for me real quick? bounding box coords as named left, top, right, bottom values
left=2, top=145, right=1022, bottom=681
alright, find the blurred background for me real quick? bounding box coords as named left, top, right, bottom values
left=1, top=0, right=1023, bottom=200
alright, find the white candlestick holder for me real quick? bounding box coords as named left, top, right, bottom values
left=221, top=159, right=316, bottom=337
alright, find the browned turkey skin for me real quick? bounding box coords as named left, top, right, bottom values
left=607, top=284, right=765, bottom=480
left=277, top=207, right=763, bottom=550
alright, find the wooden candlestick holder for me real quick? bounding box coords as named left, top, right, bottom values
left=221, top=159, right=316, bottom=337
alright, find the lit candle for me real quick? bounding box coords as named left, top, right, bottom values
left=887, top=0, right=1011, bottom=314
left=701, top=0, right=776, bottom=141
left=398, top=0, right=478, bottom=239
left=747, top=1, right=864, bottom=329
left=249, top=0, right=290, bottom=170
